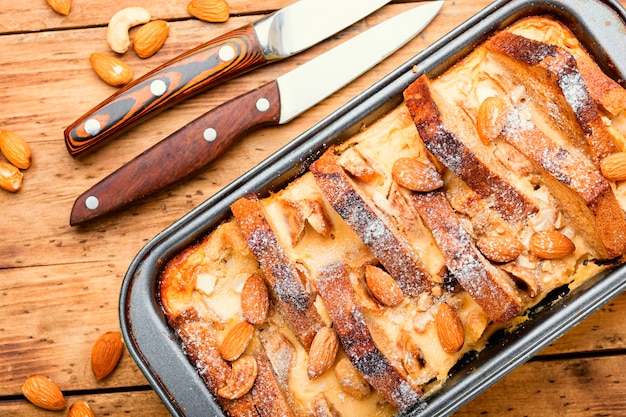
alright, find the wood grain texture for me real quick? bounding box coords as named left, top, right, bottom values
left=2, top=0, right=626, bottom=415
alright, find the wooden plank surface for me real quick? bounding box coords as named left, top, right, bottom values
left=1, top=0, right=626, bottom=415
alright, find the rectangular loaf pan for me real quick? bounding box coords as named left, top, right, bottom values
left=119, top=0, right=626, bottom=415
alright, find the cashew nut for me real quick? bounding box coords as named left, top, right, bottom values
left=107, top=7, right=151, bottom=54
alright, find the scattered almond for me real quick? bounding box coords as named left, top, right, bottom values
left=0, top=130, right=32, bottom=169
left=529, top=230, right=575, bottom=259
left=477, top=96, right=507, bottom=144
left=187, top=0, right=230, bottom=23
left=392, top=157, right=444, bottom=192
left=600, top=152, right=626, bottom=181
left=241, top=273, right=269, bottom=325
left=307, top=326, right=339, bottom=380
left=67, top=401, right=95, bottom=417
left=364, top=265, right=404, bottom=307
left=217, top=355, right=258, bottom=399
left=46, top=0, right=71, bottom=16
left=89, top=53, right=133, bottom=87
left=220, top=321, right=254, bottom=361
left=0, top=161, right=23, bottom=192
left=91, top=331, right=124, bottom=380
left=334, top=357, right=371, bottom=400
left=22, top=375, right=66, bottom=411
left=133, top=20, right=170, bottom=58
left=435, top=303, right=465, bottom=354
left=476, top=234, right=524, bottom=263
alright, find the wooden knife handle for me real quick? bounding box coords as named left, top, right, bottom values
left=64, top=23, right=269, bottom=158
left=70, top=81, right=281, bottom=226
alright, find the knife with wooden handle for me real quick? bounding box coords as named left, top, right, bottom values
left=63, top=0, right=393, bottom=157
left=69, top=2, right=443, bottom=226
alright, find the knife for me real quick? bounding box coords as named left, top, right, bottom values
left=70, top=1, right=443, bottom=226
left=64, top=0, right=393, bottom=157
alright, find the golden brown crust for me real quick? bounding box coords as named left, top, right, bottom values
left=310, top=148, right=433, bottom=297
left=231, top=194, right=325, bottom=349
left=169, top=309, right=260, bottom=417
left=403, top=75, right=540, bottom=223
left=500, top=109, right=626, bottom=259
left=507, top=16, right=626, bottom=117
left=485, top=31, right=618, bottom=164
left=315, top=262, right=421, bottom=411
left=408, top=190, right=522, bottom=322
left=250, top=352, right=299, bottom=417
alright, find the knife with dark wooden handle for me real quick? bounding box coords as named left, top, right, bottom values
left=69, top=2, right=443, bottom=226
left=63, top=0, right=392, bottom=158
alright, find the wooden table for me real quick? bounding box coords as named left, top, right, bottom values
left=2, top=0, right=626, bottom=415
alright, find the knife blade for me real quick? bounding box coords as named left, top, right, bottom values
left=70, top=1, right=443, bottom=226
left=64, top=0, right=393, bottom=157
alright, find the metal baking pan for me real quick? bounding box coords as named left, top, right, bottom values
left=119, top=0, right=626, bottom=415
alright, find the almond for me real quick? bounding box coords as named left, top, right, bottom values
left=338, top=148, right=379, bottom=183
left=334, top=357, right=371, bottom=400
left=67, top=401, right=95, bottom=417
left=46, top=0, right=71, bottom=15
left=600, top=152, right=626, bottom=181
left=241, top=273, right=269, bottom=325
left=307, top=326, right=338, bottom=380
left=187, top=0, right=230, bottom=23
left=391, top=157, right=444, bottom=192
left=91, top=331, right=124, bottom=380
left=0, top=130, right=32, bottom=169
left=0, top=161, right=23, bottom=192
left=529, top=230, right=575, bottom=259
left=435, top=303, right=465, bottom=353
left=220, top=321, right=254, bottom=361
left=217, top=355, right=258, bottom=399
left=364, top=264, right=404, bottom=307
left=477, top=96, right=507, bottom=144
left=133, top=20, right=169, bottom=58
left=89, top=53, right=133, bottom=87
left=22, top=375, right=66, bottom=411
left=476, top=234, right=524, bottom=263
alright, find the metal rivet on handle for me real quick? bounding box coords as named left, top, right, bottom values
left=218, top=45, right=236, bottom=62
left=256, top=98, right=270, bottom=112
left=84, top=118, right=101, bottom=136
left=203, top=128, right=217, bottom=142
left=85, top=196, right=99, bottom=210
left=150, top=79, right=167, bottom=97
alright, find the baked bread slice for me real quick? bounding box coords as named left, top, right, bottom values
left=507, top=16, right=626, bottom=118
left=485, top=30, right=618, bottom=164
left=403, top=74, right=541, bottom=224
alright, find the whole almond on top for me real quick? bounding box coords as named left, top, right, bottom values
left=0, top=130, right=32, bottom=169
left=307, top=326, right=339, bottom=380
left=435, top=303, right=465, bottom=354
left=220, top=321, right=254, bottom=361
left=46, top=0, right=71, bottom=16
left=133, top=20, right=170, bottom=58
left=241, top=273, right=269, bottom=325
left=600, top=152, right=626, bottom=181
left=392, top=157, right=444, bottom=192
left=364, top=265, right=404, bottom=307
left=0, top=161, right=23, bottom=192
left=529, top=230, right=575, bottom=259
left=67, top=401, right=95, bottom=417
left=477, top=96, right=507, bottom=144
left=217, top=355, right=258, bottom=399
left=89, top=53, right=133, bottom=87
left=188, top=0, right=230, bottom=23
left=91, top=331, right=124, bottom=380
left=22, top=375, right=66, bottom=411
left=476, top=234, right=524, bottom=263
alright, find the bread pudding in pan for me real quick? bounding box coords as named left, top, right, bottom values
left=159, top=16, right=626, bottom=416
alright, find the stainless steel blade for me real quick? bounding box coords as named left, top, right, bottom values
left=254, top=0, right=391, bottom=60
left=276, top=1, right=443, bottom=124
